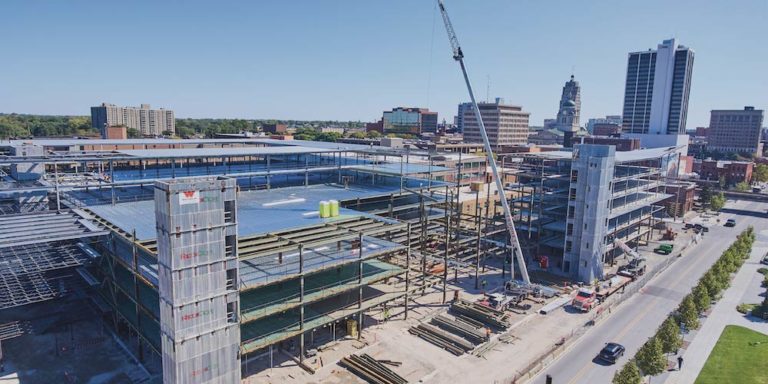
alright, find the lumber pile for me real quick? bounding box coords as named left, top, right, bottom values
left=339, top=353, right=408, bottom=384
left=450, top=299, right=510, bottom=330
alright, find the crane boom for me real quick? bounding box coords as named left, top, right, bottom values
left=436, top=0, right=530, bottom=284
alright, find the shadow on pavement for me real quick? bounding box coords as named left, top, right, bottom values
left=721, top=207, right=768, bottom=219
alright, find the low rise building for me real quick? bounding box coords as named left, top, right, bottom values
left=592, top=123, right=621, bottom=136
left=580, top=136, right=640, bottom=152
left=382, top=107, right=437, bottom=135
left=105, top=125, right=127, bottom=140
left=262, top=123, right=288, bottom=134
left=660, top=182, right=696, bottom=219
left=694, top=159, right=754, bottom=185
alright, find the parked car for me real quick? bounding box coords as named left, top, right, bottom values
left=694, top=223, right=709, bottom=233
left=598, top=343, right=626, bottom=364
left=654, top=244, right=674, bottom=255
left=725, top=219, right=736, bottom=227
left=761, top=254, right=768, bottom=265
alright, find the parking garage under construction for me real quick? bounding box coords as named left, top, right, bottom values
left=0, top=138, right=682, bottom=383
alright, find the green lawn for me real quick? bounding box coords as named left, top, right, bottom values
left=695, top=325, right=768, bottom=384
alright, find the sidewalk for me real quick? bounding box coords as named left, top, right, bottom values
left=663, top=232, right=768, bottom=384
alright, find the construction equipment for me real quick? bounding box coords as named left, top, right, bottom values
left=437, top=0, right=530, bottom=285
left=662, top=227, right=678, bottom=240
left=339, top=353, right=408, bottom=384
left=618, top=257, right=647, bottom=277
left=613, top=238, right=640, bottom=259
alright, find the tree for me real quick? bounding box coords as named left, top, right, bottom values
left=679, top=294, right=700, bottom=330
left=612, top=360, right=643, bottom=384
left=709, top=192, right=726, bottom=212
left=656, top=317, right=682, bottom=354
left=754, top=164, right=768, bottom=183
left=692, top=284, right=711, bottom=313
left=700, top=270, right=723, bottom=298
left=734, top=181, right=750, bottom=192
left=699, top=184, right=712, bottom=208
left=127, top=128, right=140, bottom=138
left=635, top=336, right=667, bottom=379
left=349, top=131, right=366, bottom=139
left=366, top=130, right=382, bottom=138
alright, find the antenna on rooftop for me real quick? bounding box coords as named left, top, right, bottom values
left=486, top=75, right=490, bottom=103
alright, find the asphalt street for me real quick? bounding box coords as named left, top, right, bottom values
left=530, top=199, right=768, bottom=384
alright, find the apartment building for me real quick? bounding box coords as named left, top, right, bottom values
left=91, top=103, right=175, bottom=137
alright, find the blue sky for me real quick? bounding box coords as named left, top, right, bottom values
left=1, top=0, right=766, bottom=128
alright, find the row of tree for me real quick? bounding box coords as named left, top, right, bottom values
left=0, top=114, right=98, bottom=139
left=613, top=227, right=756, bottom=384
left=0, top=113, right=369, bottom=140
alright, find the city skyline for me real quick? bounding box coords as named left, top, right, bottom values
left=1, top=0, right=766, bottom=128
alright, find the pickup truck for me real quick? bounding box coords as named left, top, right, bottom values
left=654, top=244, right=674, bottom=255
left=571, top=288, right=598, bottom=312
left=618, top=258, right=647, bottom=277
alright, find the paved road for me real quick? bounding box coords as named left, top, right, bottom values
left=663, top=222, right=768, bottom=384
left=530, top=199, right=768, bottom=384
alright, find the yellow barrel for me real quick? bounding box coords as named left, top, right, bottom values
left=319, top=201, right=330, bottom=218
left=329, top=200, right=340, bottom=217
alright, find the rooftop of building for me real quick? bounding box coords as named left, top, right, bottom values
left=518, top=145, right=679, bottom=163
left=86, top=182, right=422, bottom=241
left=3, top=137, right=378, bottom=152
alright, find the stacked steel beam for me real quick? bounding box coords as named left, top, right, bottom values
left=431, top=314, right=488, bottom=344
left=339, top=353, right=408, bottom=384
left=450, top=299, right=509, bottom=330
left=409, top=323, right=474, bottom=355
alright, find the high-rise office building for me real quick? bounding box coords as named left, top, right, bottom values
left=455, top=102, right=473, bottom=133
left=91, top=103, right=175, bottom=138
left=622, top=39, right=694, bottom=136
left=382, top=107, right=438, bottom=135
left=555, top=75, right=581, bottom=146
left=707, top=106, right=764, bottom=156
left=462, top=98, right=529, bottom=148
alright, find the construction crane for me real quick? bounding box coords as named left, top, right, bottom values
left=436, top=0, right=530, bottom=285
